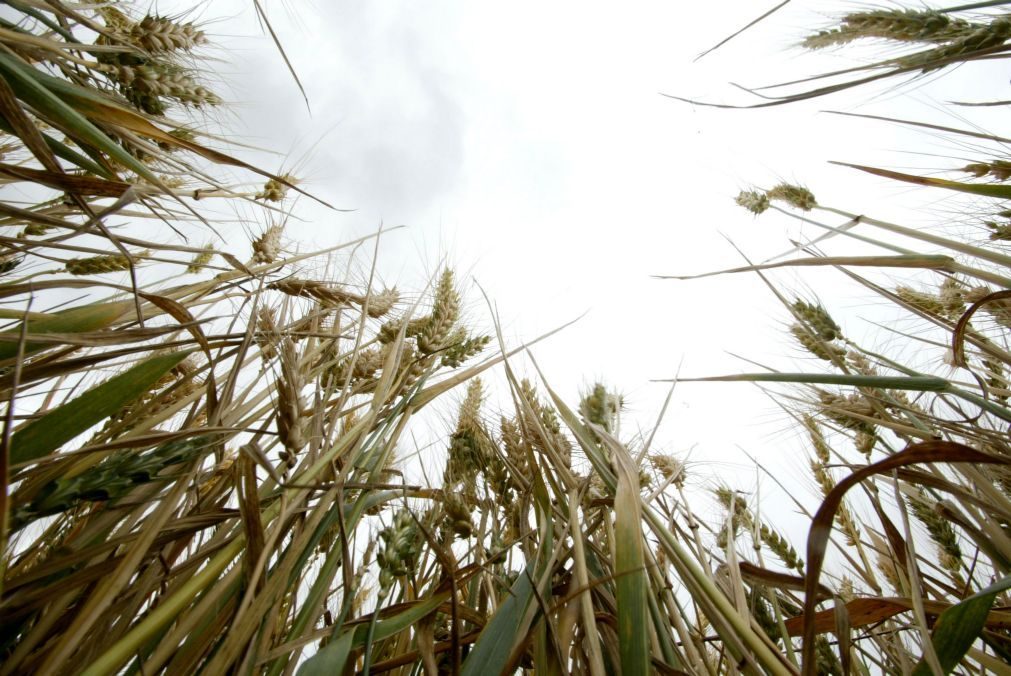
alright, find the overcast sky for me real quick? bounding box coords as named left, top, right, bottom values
left=169, top=1, right=1004, bottom=507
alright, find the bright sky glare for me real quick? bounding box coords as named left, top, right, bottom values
left=175, top=0, right=1005, bottom=506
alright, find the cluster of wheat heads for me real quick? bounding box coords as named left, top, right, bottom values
left=0, top=3, right=746, bottom=674
left=659, top=3, right=1011, bottom=675
left=7, top=1, right=1011, bottom=675
left=0, top=2, right=503, bottom=674
left=1, top=1, right=786, bottom=674
left=291, top=4, right=1011, bottom=674
left=385, top=4, right=1011, bottom=673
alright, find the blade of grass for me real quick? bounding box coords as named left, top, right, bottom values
left=833, top=161, right=1011, bottom=199
left=656, top=254, right=961, bottom=281
left=0, top=52, right=160, bottom=185
left=460, top=561, right=537, bottom=676
left=9, top=350, right=191, bottom=466
left=911, top=575, right=1011, bottom=675
left=593, top=425, right=650, bottom=676
left=0, top=300, right=130, bottom=361
left=799, top=441, right=1009, bottom=675
left=296, top=594, right=449, bottom=676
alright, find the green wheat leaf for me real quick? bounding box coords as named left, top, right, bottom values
left=10, top=350, right=191, bottom=466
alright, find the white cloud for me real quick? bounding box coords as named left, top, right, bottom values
left=170, top=0, right=998, bottom=490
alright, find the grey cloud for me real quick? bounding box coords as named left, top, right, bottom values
left=302, top=5, right=467, bottom=222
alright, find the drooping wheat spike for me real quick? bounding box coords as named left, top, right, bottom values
left=503, top=494, right=527, bottom=543
left=579, top=382, right=623, bottom=434
left=846, top=350, right=876, bottom=376
left=255, top=176, right=295, bottom=202
left=328, top=346, right=386, bottom=387
left=907, top=487, right=963, bottom=578
left=416, top=269, right=461, bottom=354
left=376, top=509, right=423, bottom=598
left=254, top=306, right=280, bottom=361
left=459, top=378, right=484, bottom=432
left=905, top=15, right=1011, bottom=71
left=270, top=279, right=398, bottom=317
left=649, top=453, right=686, bottom=488
left=805, top=416, right=863, bottom=547
left=735, top=189, right=770, bottom=215
left=986, top=221, right=1011, bottom=241
left=499, top=416, right=529, bottom=484
left=803, top=415, right=831, bottom=465
left=365, top=288, right=400, bottom=318
left=444, top=379, right=488, bottom=502
left=834, top=500, right=863, bottom=550
left=21, top=224, right=52, bottom=237
left=809, top=456, right=836, bottom=502
left=838, top=577, right=855, bottom=602
left=343, top=539, right=377, bottom=615
left=715, top=521, right=733, bottom=551
left=758, top=523, right=804, bottom=573
left=440, top=330, right=490, bottom=368
left=938, top=277, right=966, bottom=318
left=12, top=436, right=209, bottom=531
left=195, top=450, right=238, bottom=504
left=814, top=635, right=844, bottom=676
left=517, top=378, right=571, bottom=466
left=441, top=491, right=474, bottom=539
left=896, top=285, right=946, bottom=316
left=964, top=286, right=1011, bottom=328
left=791, top=324, right=845, bottom=361
left=964, top=160, right=1011, bottom=182
left=982, top=356, right=1009, bottom=404
left=270, top=279, right=337, bottom=304
left=871, top=530, right=904, bottom=594
left=275, top=338, right=307, bottom=463
left=854, top=430, right=876, bottom=457
left=792, top=300, right=841, bottom=341
left=115, top=62, right=220, bottom=112
left=0, top=253, right=22, bottom=276
left=483, top=444, right=513, bottom=509
left=817, top=390, right=877, bottom=434
left=714, top=486, right=753, bottom=529
left=251, top=223, right=284, bottom=264
left=803, top=9, right=978, bottom=50
left=65, top=251, right=142, bottom=275
left=130, top=15, right=207, bottom=54
left=748, top=586, right=781, bottom=643
left=186, top=246, right=214, bottom=274
left=767, top=183, right=816, bottom=211
left=109, top=355, right=202, bottom=431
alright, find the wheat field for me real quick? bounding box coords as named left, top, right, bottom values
left=1, top=2, right=1010, bottom=675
